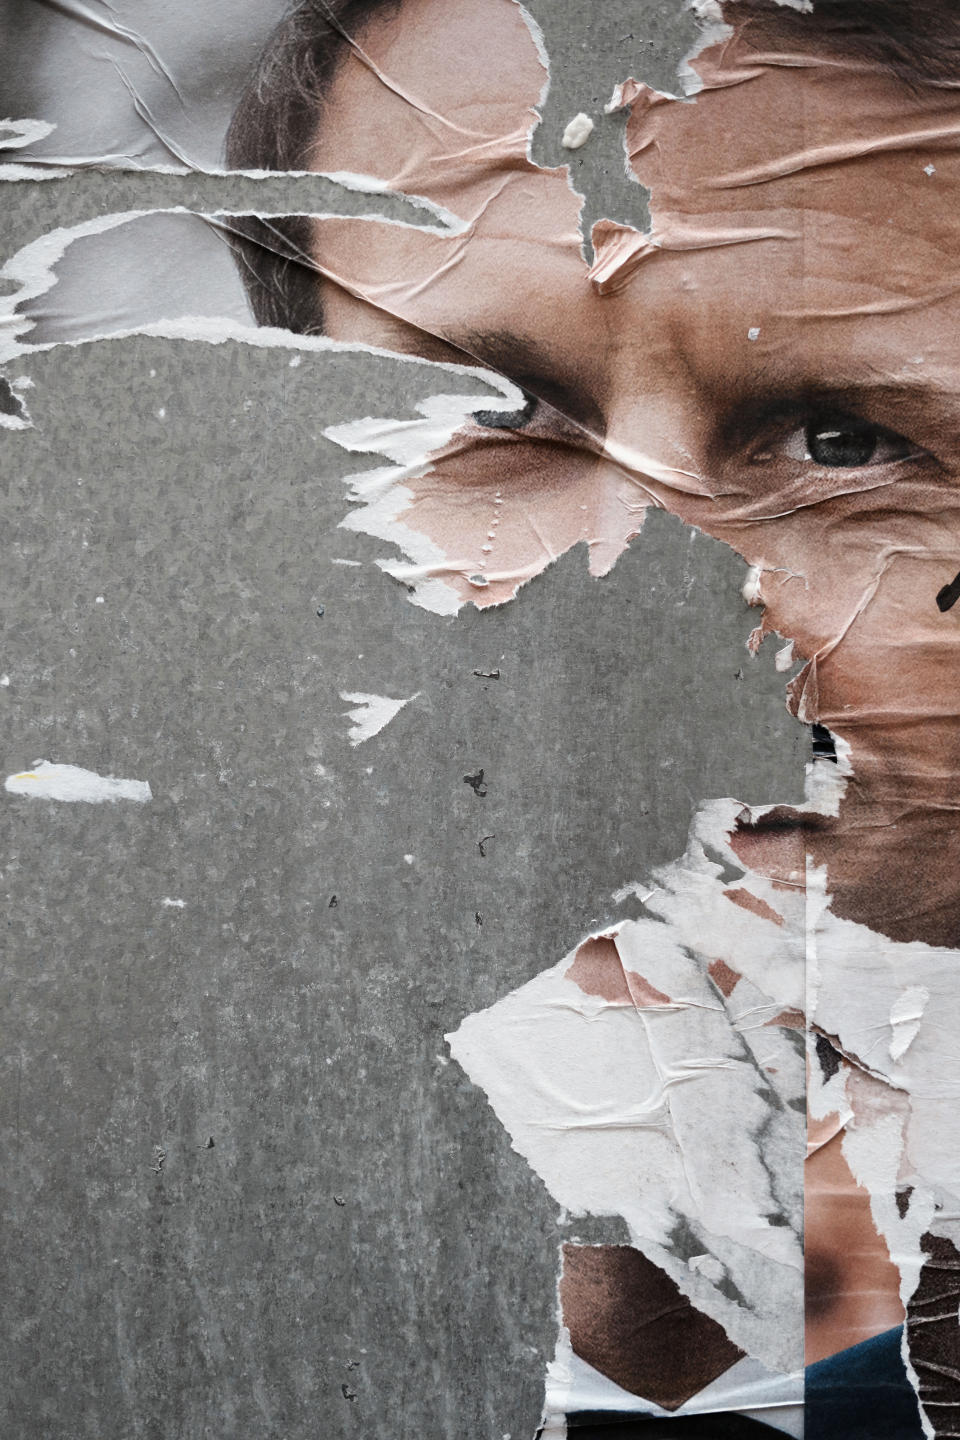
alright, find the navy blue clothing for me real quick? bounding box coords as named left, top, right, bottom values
left=806, top=1326, right=924, bottom=1439
left=561, top=1412, right=788, bottom=1436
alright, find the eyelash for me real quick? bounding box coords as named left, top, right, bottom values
left=751, top=411, right=922, bottom=471
left=473, top=391, right=926, bottom=481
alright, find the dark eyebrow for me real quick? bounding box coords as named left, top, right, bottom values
left=456, top=328, right=564, bottom=378
left=719, top=377, right=954, bottom=450
left=449, top=327, right=606, bottom=441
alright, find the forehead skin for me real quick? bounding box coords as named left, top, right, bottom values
left=309, top=0, right=549, bottom=217
left=308, top=0, right=960, bottom=821
left=309, top=0, right=582, bottom=358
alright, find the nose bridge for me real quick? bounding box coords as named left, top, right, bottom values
left=600, top=331, right=716, bottom=506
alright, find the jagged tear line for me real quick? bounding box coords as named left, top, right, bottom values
left=306, top=0, right=605, bottom=273
left=0, top=120, right=69, bottom=182
left=1, top=7, right=185, bottom=177
left=208, top=212, right=701, bottom=507
left=0, top=196, right=465, bottom=366
left=0, top=207, right=538, bottom=499
left=0, top=119, right=57, bottom=150
left=1, top=198, right=825, bottom=639
left=0, top=198, right=684, bottom=521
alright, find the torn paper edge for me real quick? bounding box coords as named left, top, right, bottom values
left=4, top=760, right=152, bottom=803
left=340, top=690, right=420, bottom=745
left=0, top=205, right=531, bottom=614
left=0, top=196, right=470, bottom=368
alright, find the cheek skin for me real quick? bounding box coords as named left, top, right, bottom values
left=396, top=427, right=643, bottom=608
left=630, top=425, right=960, bottom=779
left=712, top=504, right=960, bottom=768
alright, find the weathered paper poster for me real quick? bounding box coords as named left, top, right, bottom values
left=3, top=1, right=959, bottom=1436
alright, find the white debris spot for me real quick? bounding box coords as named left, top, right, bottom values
left=561, top=113, right=594, bottom=150
left=5, top=760, right=152, bottom=804
left=924, top=163, right=936, bottom=176
left=340, top=691, right=420, bottom=746
left=403, top=854, right=415, bottom=864
left=774, top=640, right=795, bottom=672
left=747, top=326, right=760, bottom=342
left=0, top=674, right=9, bottom=687
left=156, top=407, right=166, bottom=420
left=688, top=1253, right=726, bottom=1284
left=331, top=558, right=362, bottom=567
left=289, top=353, right=302, bottom=368
left=889, top=985, right=929, bottom=1063
left=162, top=897, right=186, bottom=909
left=742, top=565, right=764, bottom=606
left=95, top=595, right=105, bottom=604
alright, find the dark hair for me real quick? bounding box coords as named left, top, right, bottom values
left=727, top=0, right=960, bottom=87
left=226, top=0, right=960, bottom=335
left=225, top=0, right=394, bottom=334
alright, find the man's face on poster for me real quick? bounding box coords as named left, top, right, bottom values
left=303, top=0, right=960, bottom=823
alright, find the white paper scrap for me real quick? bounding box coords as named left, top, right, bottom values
left=340, top=692, right=419, bottom=746
left=4, top=760, right=152, bottom=803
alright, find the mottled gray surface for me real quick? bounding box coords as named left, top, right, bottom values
left=1, top=4, right=809, bottom=1437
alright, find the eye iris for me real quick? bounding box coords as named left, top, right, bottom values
left=806, top=422, right=877, bottom=468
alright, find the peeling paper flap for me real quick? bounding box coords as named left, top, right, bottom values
left=448, top=796, right=805, bottom=1378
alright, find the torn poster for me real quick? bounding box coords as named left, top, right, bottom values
left=4, top=0, right=960, bottom=1436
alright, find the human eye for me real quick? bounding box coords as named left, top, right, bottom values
left=767, top=411, right=921, bottom=469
